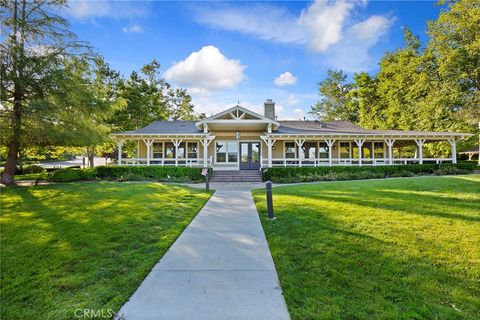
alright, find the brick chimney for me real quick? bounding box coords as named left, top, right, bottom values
left=264, top=99, right=275, bottom=120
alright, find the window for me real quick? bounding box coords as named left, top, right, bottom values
left=285, top=142, right=296, bottom=159
left=318, top=142, right=329, bottom=159
left=177, top=143, right=186, bottom=159
left=339, top=142, right=351, bottom=159
left=187, top=142, right=198, bottom=159
left=373, top=142, right=384, bottom=159
left=227, top=141, right=238, bottom=162
left=216, top=141, right=238, bottom=163
left=152, top=142, right=163, bottom=158
left=304, top=142, right=317, bottom=160
left=165, top=142, right=175, bottom=159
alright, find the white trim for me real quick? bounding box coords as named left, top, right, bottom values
left=195, top=105, right=279, bottom=129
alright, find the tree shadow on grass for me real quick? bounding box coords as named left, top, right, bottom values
left=259, top=208, right=480, bottom=319
left=0, top=182, right=209, bottom=320
left=253, top=177, right=480, bottom=319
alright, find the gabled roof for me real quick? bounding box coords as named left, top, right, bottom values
left=195, top=105, right=279, bottom=130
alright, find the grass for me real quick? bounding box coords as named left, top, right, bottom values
left=253, top=175, right=480, bottom=320
left=0, top=182, right=212, bottom=320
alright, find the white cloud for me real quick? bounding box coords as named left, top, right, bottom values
left=192, top=0, right=395, bottom=68
left=164, top=46, right=246, bottom=94
left=298, top=0, right=354, bottom=52
left=193, top=4, right=305, bottom=44
left=274, top=72, right=297, bottom=87
left=326, top=15, right=394, bottom=71
left=66, top=0, right=149, bottom=20
left=287, top=94, right=300, bottom=105
left=349, top=15, right=393, bottom=44
left=122, top=24, right=143, bottom=34
left=293, top=108, right=305, bottom=120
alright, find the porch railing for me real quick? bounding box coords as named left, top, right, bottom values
left=261, top=157, right=453, bottom=167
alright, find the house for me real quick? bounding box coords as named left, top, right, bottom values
left=459, top=146, right=479, bottom=162
left=110, top=100, right=472, bottom=170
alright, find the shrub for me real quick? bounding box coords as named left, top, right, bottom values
left=95, top=166, right=208, bottom=182
left=47, top=168, right=96, bottom=182
left=21, top=165, right=46, bottom=174
left=262, top=163, right=479, bottom=183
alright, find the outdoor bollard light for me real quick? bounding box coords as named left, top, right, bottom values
left=205, top=172, right=209, bottom=192
left=202, top=168, right=209, bottom=192
left=266, top=180, right=275, bottom=220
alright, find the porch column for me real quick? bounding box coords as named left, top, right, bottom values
left=172, top=139, right=182, bottom=167
left=384, top=139, right=395, bottom=165
left=117, top=140, right=124, bottom=166
left=202, top=137, right=208, bottom=168
left=448, top=139, right=457, bottom=164
left=354, top=139, right=365, bottom=166
left=325, top=139, right=335, bottom=166
left=295, top=139, right=305, bottom=167
left=415, top=139, right=426, bottom=164
left=267, top=138, right=274, bottom=168
left=143, top=139, right=154, bottom=165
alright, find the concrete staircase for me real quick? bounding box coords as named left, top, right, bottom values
left=211, top=170, right=263, bottom=182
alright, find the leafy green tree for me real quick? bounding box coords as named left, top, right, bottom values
left=111, top=60, right=199, bottom=131
left=348, top=72, right=383, bottom=129
left=111, top=61, right=171, bottom=131
left=427, top=0, right=480, bottom=131
left=0, top=0, right=90, bottom=184
left=309, top=69, right=356, bottom=122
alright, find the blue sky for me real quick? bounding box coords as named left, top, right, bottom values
left=65, top=1, right=442, bottom=119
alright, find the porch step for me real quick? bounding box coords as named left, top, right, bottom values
left=211, top=170, right=263, bottom=182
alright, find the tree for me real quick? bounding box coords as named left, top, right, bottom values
left=110, top=60, right=198, bottom=131
left=309, top=69, right=357, bottom=122
left=427, top=0, right=480, bottom=127
left=349, top=72, right=383, bottom=129
left=0, top=0, right=88, bottom=184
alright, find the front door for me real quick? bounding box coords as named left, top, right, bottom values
left=240, top=142, right=261, bottom=170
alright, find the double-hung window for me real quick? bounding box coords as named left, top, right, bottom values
left=187, top=142, right=198, bottom=159
left=318, top=142, right=329, bottom=159
left=373, top=142, right=384, bottom=159
left=216, top=141, right=237, bottom=163
left=165, top=142, right=175, bottom=159
left=152, top=142, right=163, bottom=158
left=304, top=142, right=317, bottom=160
left=285, top=142, right=296, bottom=159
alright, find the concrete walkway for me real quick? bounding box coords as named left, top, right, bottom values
left=117, top=184, right=290, bottom=320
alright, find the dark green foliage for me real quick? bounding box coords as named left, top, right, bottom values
left=47, top=168, right=97, bottom=182
left=94, top=166, right=207, bottom=182
left=21, top=165, right=46, bottom=174
left=262, top=163, right=479, bottom=183
left=46, top=166, right=208, bottom=183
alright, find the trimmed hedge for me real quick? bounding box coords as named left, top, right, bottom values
left=48, top=168, right=97, bottom=182
left=94, top=166, right=207, bottom=182
left=46, top=166, right=208, bottom=183
left=262, top=163, right=479, bottom=183
left=21, top=165, right=46, bottom=174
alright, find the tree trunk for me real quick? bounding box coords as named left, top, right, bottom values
left=1, top=100, right=22, bottom=185
left=86, top=146, right=95, bottom=168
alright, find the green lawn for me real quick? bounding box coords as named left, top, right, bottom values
left=0, top=182, right=212, bottom=319
left=253, top=175, right=480, bottom=320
